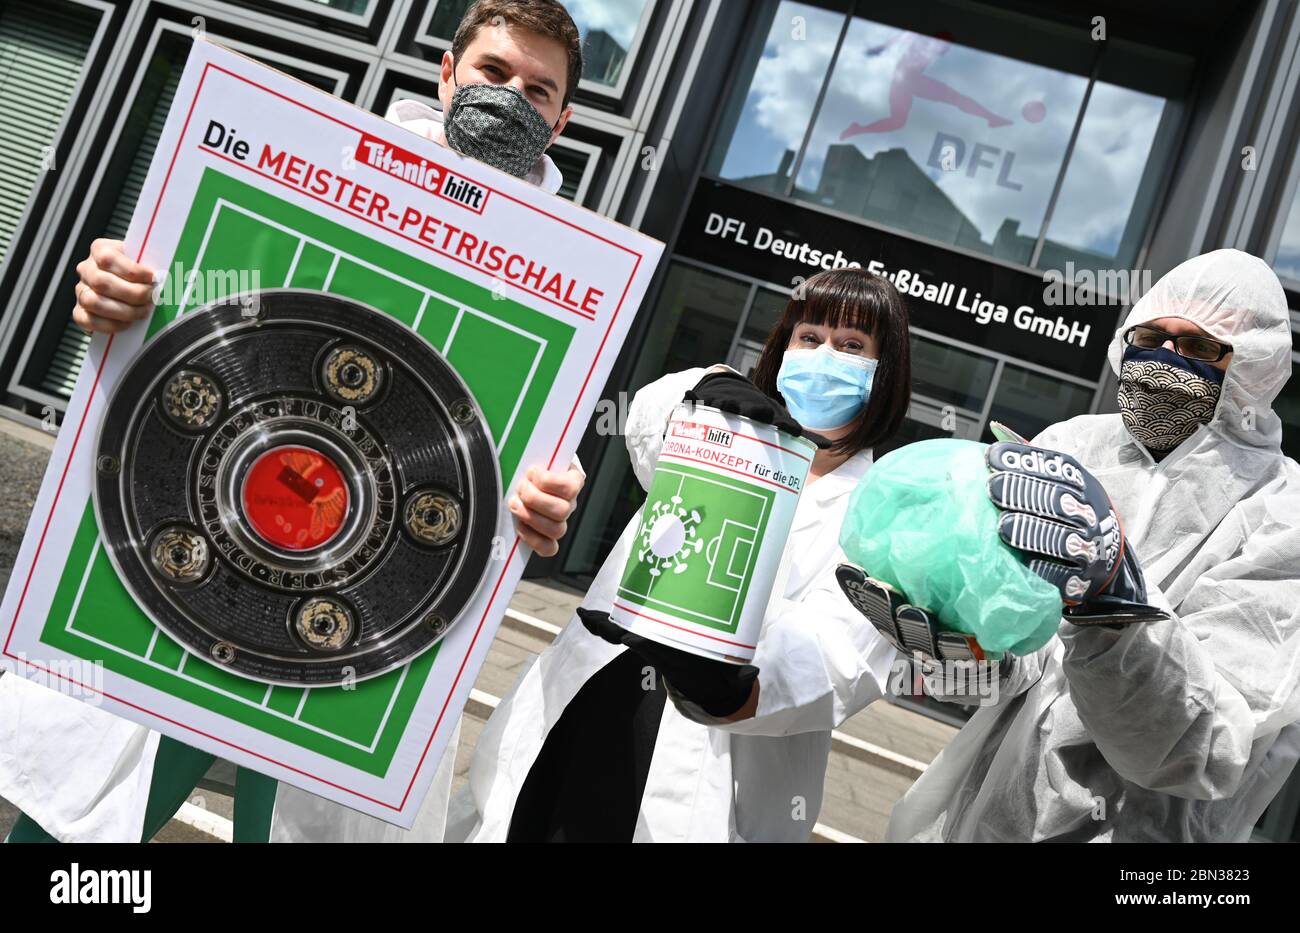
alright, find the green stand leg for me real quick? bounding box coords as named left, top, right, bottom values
left=4, top=812, right=59, bottom=843
left=140, top=734, right=217, bottom=841
left=232, top=769, right=278, bottom=843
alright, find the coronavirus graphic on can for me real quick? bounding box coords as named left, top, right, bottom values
left=609, top=402, right=815, bottom=663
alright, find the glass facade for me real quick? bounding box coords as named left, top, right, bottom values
left=0, top=0, right=1297, bottom=843
left=709, top=0, right=1189, bottom=282
left=304, top=0, right=372, bottom=12
left=567, top=0, right=1176, bottom=581
left=0, top=0, right=98, bottom=266
left=1269, top=154, right=1300, bottom=465
left=1042, top=78, right=1174, bottom=275
left=790, top=19, right=1089, bottom=268
left=0, top=0, right=691, bottom=419
left=1278, top=366, right=1300, bottom=462
left=5, top=3, right=652, bottom=412
left=710, top=0, right=846, bottom=194
left=910, top=335, right=995, bottom=413
left=1274, top=180, right=1300, bottom=286
left=30, top=33, right=352, bottom=403
left=981, top=363, right=1095, bottom=442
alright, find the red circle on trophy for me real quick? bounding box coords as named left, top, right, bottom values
left=242, top=445, right=349, bottom=551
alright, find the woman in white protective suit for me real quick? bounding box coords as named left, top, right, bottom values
left=444, top=267, right=910, bottom=842
left=849, top=249, right=1300, bottom=842
left=1, top=0, right=591, bottom=842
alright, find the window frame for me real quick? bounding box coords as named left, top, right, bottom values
left=4, top=17, right=356, bottom=414
left=1261, top=136, right=1300, bottom=294
left=244, top=0, right=382, bottom=30
left=0, top=0, right=116, bottom=413
left=227, top=0, right=387, bottom=33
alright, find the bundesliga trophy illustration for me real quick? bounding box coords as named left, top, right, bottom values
left=93, top=290, right=500, bottom=686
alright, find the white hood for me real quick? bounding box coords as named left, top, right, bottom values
left=1107, top=248, right=1292, bottom=452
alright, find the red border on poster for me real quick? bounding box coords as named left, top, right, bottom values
left=4, top=58, right=648, bottom=813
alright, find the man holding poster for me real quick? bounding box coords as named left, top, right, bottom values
left=1, top=0, right=627, bottom=843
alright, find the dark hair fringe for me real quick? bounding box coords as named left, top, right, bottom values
left=750, top=268, right=912, bottom=458
left=452, top=0, right=585, bottom=109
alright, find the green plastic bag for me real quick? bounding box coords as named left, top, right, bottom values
left=839, top=438, right=1062, bottom=655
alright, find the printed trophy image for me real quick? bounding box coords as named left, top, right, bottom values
left=92, top=289, right=501, bottom=686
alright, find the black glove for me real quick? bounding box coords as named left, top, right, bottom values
left=683, top=370, right=831, bottom=450
left=835, top=563, right=1010, bottom=699
left=835, top=564, right=993, bottom=661
left=985, top=441, right=1168, bottom=626
left=578, top=608, right=758, bottom=718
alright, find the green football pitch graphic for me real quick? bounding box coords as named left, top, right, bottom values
left=40, top=167, right=574, bottom=775
left=617, top=462, right=774, bottom=634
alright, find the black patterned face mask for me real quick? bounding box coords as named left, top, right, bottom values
left=1118, top=344, right=1225, bottom=456
left=443, top=72, right=556, bottom=179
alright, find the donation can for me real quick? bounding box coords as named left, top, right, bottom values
left=609, top=402, right=816, bottom=663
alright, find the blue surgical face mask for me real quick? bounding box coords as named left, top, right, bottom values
left=776, top=344, right=878, bottom=431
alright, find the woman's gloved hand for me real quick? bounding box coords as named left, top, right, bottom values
left=984, top=441, right=1168, bottom=626
left=683, top=371, right=831, bottom=449
left=577, top=608, right=758, bottom=718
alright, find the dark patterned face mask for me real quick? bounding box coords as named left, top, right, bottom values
left=1118, top=343, right=1225, bottom=455
left=443, top=73, right=556, bottom=179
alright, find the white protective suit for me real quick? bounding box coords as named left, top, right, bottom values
left=446, top=366, right=897, bottom=842
left=0, top=99, right=564, bottom=843
left=888, top=249, right=1300, bottom=842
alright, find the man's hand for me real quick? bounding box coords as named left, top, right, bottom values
left=985, top=441, right=1167, bottom=625
left=509, top=464, right=583, bottom=557
left=72, top=239, right=156, bottom=334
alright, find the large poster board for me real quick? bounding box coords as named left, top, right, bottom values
left=0, top=39, right=662, bottom=826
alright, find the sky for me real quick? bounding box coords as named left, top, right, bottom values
left=718, top=2, right=1169, bottom=268
left=565, top=0, right=646, bottom=48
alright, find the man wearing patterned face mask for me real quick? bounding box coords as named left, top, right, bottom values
left=1116, top=318, right=1232, bottom=458
left=390, top=0, right=577, bottom=186
left=442, top=71, right=561, bottom=180
left=870, top=249, right=1300, bottom=843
